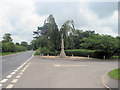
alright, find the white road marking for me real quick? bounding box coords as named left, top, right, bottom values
left=23, top=62, right=26, bottom=65
left=17, top=67, right=20, bottom=70
left=0, top=84, right=2, bottom=87
left=6, top=75, right=12, bottom=78
left=21, top=70, right=25, bottom=72
left=63, top=65, right=88, bottom=66
left=54, top=64, right=88, bottom=67
left=54, top=65, right=61, bottom=67
left=16, top=76, right=21, bottom=79
left=12, top=79, right=18, bottom=83
left=14, top=70, right=18, bottom=72
left=6, top=84, right=13, bottom=88
left=1, top=52, right=34, bottom=87
left=11, top=72, right=16, bottom=75
left=1, top=79, right=8, bottom=83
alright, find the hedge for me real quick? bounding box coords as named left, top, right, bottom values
left=34, top=48, right=113, bottom=59
left=65, top=49, right=113, bottom=59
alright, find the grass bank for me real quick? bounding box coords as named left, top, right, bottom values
left=109, top=68, right=120, bottom=80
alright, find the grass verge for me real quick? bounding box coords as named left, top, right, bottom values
left=0, top=51, right=24, bottom=56
left=108, top=68, right=120, bottom=80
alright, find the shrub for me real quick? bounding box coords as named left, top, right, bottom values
left=16, top=45, right=27, bottom=52
left=65, top=49, right=112, bottom=59
left=34, top=47, right=59, bottom=56
left=111, top=56, right=120, bottom=59
left=65, top=49, right=95, bottom=57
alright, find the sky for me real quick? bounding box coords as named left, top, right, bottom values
left=0, top=0, right=119, bottom=44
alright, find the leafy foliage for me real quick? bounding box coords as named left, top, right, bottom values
left=1, top=33, right=28, bottom=53
left=2, top=33, right=13, bottom=43
left=32, top=14, right=119, bottom=59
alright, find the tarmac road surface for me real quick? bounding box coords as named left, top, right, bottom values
left=1, top=56, right=118, bottom=88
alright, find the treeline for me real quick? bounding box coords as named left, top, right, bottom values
left=32, top=15, right=120, bottom=59
left=1, top=33, right=31, bottom=53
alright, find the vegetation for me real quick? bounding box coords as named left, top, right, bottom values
left=33, top=14, right=119, bottom=59
left=109, top=68, right=120, bottom=80
left=34, top=47, right=59, bottom=56
left=1, top=33, right=30, bottom=55
left=0, top=51, right=24, bottom=56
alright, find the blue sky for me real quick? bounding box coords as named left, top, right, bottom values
left=0, top=0, right=118, bottom=43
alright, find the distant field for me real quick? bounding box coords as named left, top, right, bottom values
left=109, top=68, right=120, bottom=80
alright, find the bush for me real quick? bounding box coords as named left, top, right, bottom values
left=111, top=56, right=120, bottom=59
left=65, top=49, right=95, bottom=57
left=34, top=47, right=59, bottom=56
left=2, top=42, right=27, bottom=53
left=65, top=49, right=112, bottom=59
left=16, top=45, right=27, bottom=52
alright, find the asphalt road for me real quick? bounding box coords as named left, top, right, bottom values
left=1, top=51, right=34, bottom=80
left=2, top=56, right=117, bottom=88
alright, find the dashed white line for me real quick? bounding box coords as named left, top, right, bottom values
left=12, top=79, right=18, bottom=83
left=14, top=70, right=18, bottom=72
left=16, top=76, right=21, bottom=79
left=0, top=84, right=2, bottom=87
left=6, top=75, right=12, bottom=79
left=1, top=79, right=8, bottom=83
left=17, top=67, right=20, bottom=70
left=11, top=72, right=16, bottom=75
left=6, top=84, right=13, bottom=88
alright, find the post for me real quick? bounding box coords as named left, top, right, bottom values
left=59, top=34, right=66, bottom=58
left=47, top=54, right=49, bottom=58
left=72, top=54, right=73, bottom=57
left=103, top=56, right=105, bottom=60
left=88, top=55, right=89, bottom=59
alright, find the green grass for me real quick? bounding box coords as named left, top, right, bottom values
left=0, top=51, right=24, bottom=56
left=109, top=68, right=120, bottom=80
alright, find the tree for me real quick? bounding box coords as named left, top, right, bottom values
left=21, top=41, right=28, bottom=48
left=33, top=14, right=60, bottom=51
left=60, top=20, right=75, bottom=49
left=16, top=42, right=20, bottom=46
left=2, top=33, right=13, bottom=43
left=80, top=34, right=119, bottom=58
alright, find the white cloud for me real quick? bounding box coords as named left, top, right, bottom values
left=0, top=0, right=47, bottom=43
left=0, top=1, right=118, bottom=44
left=77, top=3, right=118, bottom=36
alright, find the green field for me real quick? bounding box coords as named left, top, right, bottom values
left=109, top=68, right=120, bottom=80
